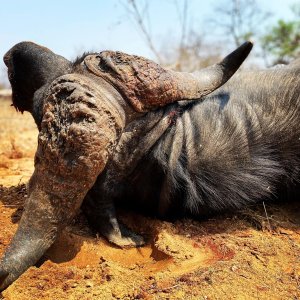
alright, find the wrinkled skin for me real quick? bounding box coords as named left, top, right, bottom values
left=0, top=41, right=299, bottom=291
left=0, top=73, right=126, bottom=289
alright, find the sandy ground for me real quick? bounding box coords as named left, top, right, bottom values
left=0, top=97, right=299, bottom=300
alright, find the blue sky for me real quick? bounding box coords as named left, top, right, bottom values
left=0, top=0, right=297, bottom=84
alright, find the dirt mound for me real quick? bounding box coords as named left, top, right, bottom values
left=0, top=98, right=300, bottom=299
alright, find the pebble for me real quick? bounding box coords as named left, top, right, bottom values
left=86, top=281, right=94, bottom=288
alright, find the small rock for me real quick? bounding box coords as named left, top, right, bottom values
left=70, top=282, right=78, bottom=288
left=86, top=281, right=93, bottom=288
left=231, top=265, right=238, bottom=272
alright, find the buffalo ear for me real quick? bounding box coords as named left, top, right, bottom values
left=3, top=42, right=71, bottom=112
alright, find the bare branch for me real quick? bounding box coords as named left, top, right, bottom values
left=210, top=0, right=271, bottom=47
left=125, top=0, right=162, bottom=63
left=120, top=0, right=221, bottom=72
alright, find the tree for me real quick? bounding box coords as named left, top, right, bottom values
left=261, top=6, right=300, bottom=65
left=122, top=0, right=163, bottom=63
left=121, top=0, right=222, bottom=71
left=210, top=0, right=270, bottom=47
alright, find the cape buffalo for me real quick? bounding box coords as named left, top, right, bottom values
left=0, top=41, right=299, bottom=290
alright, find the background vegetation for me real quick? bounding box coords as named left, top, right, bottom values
left=0, top=0, right=299, bottom=89
left=122, top=0, right=300, bottom=71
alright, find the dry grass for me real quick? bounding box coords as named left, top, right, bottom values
left=0, top=97, right=37, bottom=186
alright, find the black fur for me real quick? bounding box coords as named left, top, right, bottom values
left=93, top=66, right=300, bottom=218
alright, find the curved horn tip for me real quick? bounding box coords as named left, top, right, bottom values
left=240, top=40, right=254, bottom=49
left=224, top=41, right=253, bottom=64
left=238, top=41, right=254, bottom=56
